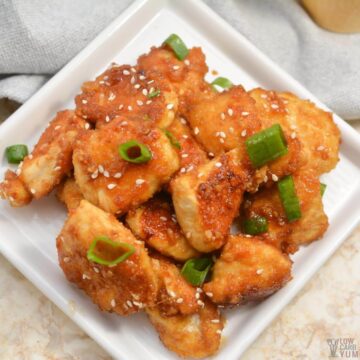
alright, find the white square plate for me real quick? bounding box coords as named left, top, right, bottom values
left=1, top=0, right=360, bottom=359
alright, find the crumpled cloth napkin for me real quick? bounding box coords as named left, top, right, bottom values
left=1, top=0, right=359, bottom=120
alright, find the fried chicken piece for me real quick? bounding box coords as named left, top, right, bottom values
left=243, top=169, right=328, bottom=252
left=0, top=110, right=87, bottom=206
left=151, top=255, right=201, bottom=316
left=203, top=235, right=292, bottom=305
left=73, top=118, right=180, bottom=215
left=75, top=64, right=178, bottom=128
left=0, top=170, right=32, bottom=207
left=57, top=200, right=158, bottom=315
left=126, top=194, right=199, bottom=261
left=186, top=85, right=262, bottom=156
left=137, top=46, right=211, bottom=115
left=171, top=148, right=250, bottom=252
left=57, top=177, right=84, bottom=211
left=147, top=300, right=223, bottom=358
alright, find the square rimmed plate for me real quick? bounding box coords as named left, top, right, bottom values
left=1, top=0, right=360, bottom=359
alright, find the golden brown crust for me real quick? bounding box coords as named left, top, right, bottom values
left=203, top=235, right=292, bottom=305
left=57, top=200, right=158, bottom=315
left=147, top=300, right=224, bottom=358
left=57, top=177, right=84, bottom=211
left=0, top=170, right=32, bottom=207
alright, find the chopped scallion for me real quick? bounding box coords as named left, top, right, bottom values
left=5, top=144, right=29, bottom=164
left=181, top=257, right=213, bottom=286
left=320, top=183, right=327, bottom=197
left=163, top=34, right=189, bottom=60
left=164, top=130, right=181, bottom=149
left=243, top=216, right=268, bottom=235
left=147, top=89, right=160, bottom=99
left=211, top=77, right=233, bottom=91
left=277, top=175, right=302, bottom=222
left=118, top=140, right=152, bottom=164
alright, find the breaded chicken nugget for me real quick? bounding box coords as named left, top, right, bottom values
left=0, top=170, right=32, bottom=207
left=0, top=110, right=87, bottom=206
left=75, top=64, right=178, bottom=128
left=243, top=169, right=328, bottom=252
left=126, top=194, right=199, bottom=261
left=203, top=235, right=292, bottom=305
left=147, top=300, right=224, bottom=358
left=57, top=177, right=84, bottom=211
left=137, top=46, right=211, bottom=114
left=151, top=255, right=201, bottom=316
left=73, top=118, right=180, bottom=215
left=172, top=148, right=250, bottom=252
left=57, top=200, right=158, bottom=315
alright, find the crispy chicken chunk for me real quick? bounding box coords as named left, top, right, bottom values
left=137, top=46, right=211, bottom=114
left=203, top=235, right=292, bottom=305
left=147, top=300, right=223, bottom=358
left=0, top=170, right=32, bottom=207
left=243, top=169, right=328, bottom=253
left=57, top=177, right=84, bottom=211
left=75, top=64, right=178, bottom=128
left=126, top=194, right=199, bottom=261
left=0, top=110, right=86, bottom=206
left=151, top=255, right=201, bottom=316
left=57, top=200, right=158, bottom=315
left=172, top=148, right=250, bottom=252
left=73, top=118, right=180, bottom=215
left=186, top=85, right=262, bottom=156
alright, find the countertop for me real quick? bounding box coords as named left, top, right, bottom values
left=0, top=101, right=359, bottom=360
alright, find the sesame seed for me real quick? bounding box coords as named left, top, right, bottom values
left=54, top=125, right=61, bottom=130
left=206, top=292, right=213, bottom=297
left=93, top=267, right=100, bottom=273
left=176, top=298, right=184, bottom=303
left=290, top=124, right=297, bottom=130
left=85, top=123, right=90, bottom=130
left=227, top=108, right=234, bottom=116
left=180, top=167, right=186, bottom=173
left=205, top=230, right=213, bottom=238
left=98, top=165, right=104, bottom=173
left=120, top=121, right=128, bottom=126
left=30, top=188, right=36, bottom=194
left=241, top=111, right=249, bottom=116
left=241, top=129, right=247, bottom=137
left=173, top=65, right=180, bottom=70
left=211, top=319, right=220, bottom=323
left=196, top=287, right=203, bottom=293
left=114, top=172, right=122, bottom=179
left=126, top=300, right=133, bottom=307
left=271, top=103, right=279, bottom=109
left=149, top=87, right=155, bottom=93
left=63, top=257, right=70, bottom=263
left=111, top=299, right=116, bottom=307
left=184, top=59, right=190, bottom=66
left=135, top=179, right=145, bottom=186
left=103, top=76, right=109, bottom=80
left=181, top=153, right=189, bottom=158
left=215, top=162, right=222, bottom=168
left=291, top=132, right=297, bottom=139
left=147, top=79, right=154, bottom=84
left=107, top=183, right=116, bottom=190
left=219, top=131, right=226, bottom=138
left=128, top=105, right=133, bottom=111
left=272, top=174, right=279, bottom=182
left=194, top=127, right=200, bottom=135
left=82, top=99, right=88, bottom=104
left=195, top=292, right=200, bottom=299
left=186, top=232, right=192, bottom=239
left=137, top=100, right=143, bottom=106
left=146, top=100, right=152, bottom=105
left=134, top=84, right=141, bottom=89
left=187, top=165, right=194, bottom=172
left=139, top=75, right=146, bottom=80
left=103, top=170, right=110, bottom=178
left=197, top=300, right=204, bottom=307
left=160, top=216, right=167, bottom=221
left=119, top=104, right=124, bottom=110
left=28, top=154, right=33, bottom=159
left=82, top=274, right=91, bottom=280
left=317, top=145, right=325, bottom=151
left=263, top=175, right=268, bottom=182
left=167, top=103, right=174, bottom=110
left=168, top=290, right=176, bottom=298
left=123, top=69, right=130, bottom=75
left=16, top=168, right=21, bottom=176
left=132, top=301, right=143, bottom=308
left=105, top=115, right=110, bottom=122
left=91, top=170, right=98, bottom=179
left=99, top=80, right=105, bottom=84
left=198, top=172, right=204, bottom=178
left=82, top=115, right=88, bottom=119
left=108, top=92, right=116, bottom=101
left=182, top=135, right=188, bottom=139
left=219, top=138, right=225, bottom=143
left=208, top=152, right=214, bottom=157
left=131, top=67, right=136, bottom=73
left=220, top=112, right=225, bottom=120
left=54, top=166, right=61, bottom=171
left=180, top=118, right=187, bottom=125
left=142, top=89, right=148, bottom=96
left=130, top=76, right=136, bottom=84
left=256, top=268, right=264, bottom=275
left=216, top=330, right=222, bottom=334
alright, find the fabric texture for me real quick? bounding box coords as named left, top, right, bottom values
left=0, top=0, right=359, bottom=120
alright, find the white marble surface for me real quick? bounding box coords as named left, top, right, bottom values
left=0, top=107, right=359, bottom=359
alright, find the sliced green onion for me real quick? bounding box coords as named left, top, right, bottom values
left=211, top=77, right=233, bottom=91
left=147, top=89, right=160, bottom=99
left=181, top=257, right=213, bottom=286
left=164, top=130, right=181, bottom=149
left=243, top=216, right=268, bottom=235
left=163, top=34, right=189, bottom=60
left=5, top=144, right=29, bottom=164
left=245, top=124, right=288, bottom=168
left=277, top=175, right=302, bottom=222
left=118, top=140, right=152, bottom=164
left=87, top=236, right=135, bottom=266
left=320, top=183, right=327, bottom=197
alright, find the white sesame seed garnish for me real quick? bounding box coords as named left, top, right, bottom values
left=206, top=292, right=213, bottom=297
left=118, top=104, right=124, bottom=110
left=135, top=179, right=145, bottom=186
left=184, top=59, right=190, bottom=66
left=85, top=123, right=90, bottom=130
left=130, top=76, right=136, bottom=84
left=181, top=153, right=189, bottom=158
left=187, top=165, right=194, bottom=172
left=180, top=167, right=186, bottom=173
left=186, top=232, right=192, bottom=239
left=99, top=80, right=105, bottom=84
left=216, top=330, right=222, bottom=334
left=219, top=131, right=226, bottom=138
left=197, top=300, right=205, bottom=307
left=176, top=298, right=184, bottom=303
left=180, top=118, right=187, bottom=125
left=111, top=299, right=116, bottom=308
left=198, top=172, right=204, bottom=178
left=30, top=188, right=36, bottom=194
left=82, top=115, right=88, bottom=119
left=126, top=300, right=133, bottom=307
left=241, top=129, right=247, bottom=137
left=241, top=111, right=249, bottom=116
left=194, top=127, right=200, bottom=135
left=195, top=292, right=200, bottom=299
left=271, top=103, right=279, bottom=109
left=147, top=79, right=154, bottom=84
left=139, top=75, right=146, bottom=80
left=317, top=145, right=325, bottom=151
left=173, top=65, right=180, bottom=70
left=142, top=89, right=148, bottom=96
left=93, top=267, right=100, bottom=273
left=227, top=108, right=234, bottom=116
left=82, top=99, right=88, bottom=104
left=256, top=268, right=264, bottom=275
left=103, top=170, right=110, bottom=178
left=123, top=69, right=130, bottom=75
left=98, top=165, right=104, bottom=173
left=264, top=175, right=268, bottom=182
left=103, top=76, right=109, bottom=80
left=146, top=100, right=152, bottom=105
left=120, top=121, right=128, bottom=126
left=132, top=301, right=144, bottom=308
left=128, top=105, right=133, bottom=111
left=272, top=174, right=279, bottom=182
left=108, top=92, right=116, bottom=101
left=91, top=170, right=98, bottom=179
left=131, top=67, right=136, bottom=73
left=215, top=162, right=222, bottom=168
left=291, top=132, right=297, bottom=139
left=82, top=274, right=91, bottom=280
left=220, top=112, right=225, bottom=120
left=28, top=154, right=33, bottom=160
left=160, top=216, right=167, bottom=221
left=196, top=287, right=203, bottom=293
left=105, top=115, right=110, bottom=123
left=219, top=138, right=225, bottom=143
left=208, top=152, right=214, bottom=157
left=211, top=319, right=220, bottom=323
left=137, top=100, right=143, bottom=106
left=290, top=124, right=297, bottom=130
left=168, top=290, right=176, bottom=298
left=134, top=84, right=141, bottom=89
left=63, top=257, right=70, bottom=263
left=167, top=103, right=174, bottom=110
left=114, top=172, right=122, bottom=179
left=107, top=183, right=116, bottom=190
left=182, top=134, right=188, bottom=139
left=54, top=125, right=61, bottom=130
left=16, top=168, right=21, bottom=176
left=54, top=166, right=61, bottom=171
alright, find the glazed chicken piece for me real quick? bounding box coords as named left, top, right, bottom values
left=150, top=255, right=201, bottom=316
left=0, top=110, right=87, bottom=207
left=57, top=176, right=84, bottom=211
left=243, top=169, right=328, bottom=253
left=203, top=235, right=292, bottom=305
left=75, top=64, right=178, bottom=128
left=171, top=148, right=250, bottom=252
left=250, top=88, right=340, bottom=177
left=147, top=300, right=224, bottom=359
left=73, top=117, right=180, bottom=215
left=57, top=200, right=158, bottom=315
left=126, top=194, right=199, bottom=262
left=137, top=46, right=211, bottom=115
